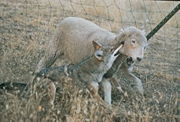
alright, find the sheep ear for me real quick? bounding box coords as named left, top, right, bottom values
left=92, top=40, right=102, bottom=50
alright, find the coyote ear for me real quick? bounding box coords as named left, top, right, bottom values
left=92, top=40, right=102, bottom=50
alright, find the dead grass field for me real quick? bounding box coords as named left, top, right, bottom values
left=0, top=0, right=179, bottom=121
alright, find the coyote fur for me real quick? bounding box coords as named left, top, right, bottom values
left=0, top=41, right=121, bottom=106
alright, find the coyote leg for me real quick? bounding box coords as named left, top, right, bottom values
left=101, top=79, right=112, bottom=105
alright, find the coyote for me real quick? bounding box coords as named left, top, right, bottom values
left=62, top=40, right=121, bottom=98
left=40, top=40, right=122, bottom=103
left=0, top=41, right=121, bottom=106
left=35, top=17, right=148, bottom=104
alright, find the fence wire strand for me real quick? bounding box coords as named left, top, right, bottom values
left=0, top=0, right=179, bottom=121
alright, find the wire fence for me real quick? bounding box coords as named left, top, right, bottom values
left=0, top=0, right=179, bottom=121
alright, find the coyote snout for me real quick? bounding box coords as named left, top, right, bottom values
left=91, top=41, right=121, bottom=75
left=93, top=41, right=121, bottom=70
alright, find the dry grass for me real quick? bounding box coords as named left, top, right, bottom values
left=0, top=0, right=179, bottom=121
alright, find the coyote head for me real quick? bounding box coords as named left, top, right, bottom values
left=92, top=41, right=121, bottom=71
left=76, top=41, right=121, bottom=83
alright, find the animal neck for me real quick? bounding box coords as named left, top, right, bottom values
left=77, top=56, right=104, bottom=73
left=71, top=56, right=108, bottom=83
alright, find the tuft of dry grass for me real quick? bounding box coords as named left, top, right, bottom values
left=0, top=76, right=116, bottom=122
